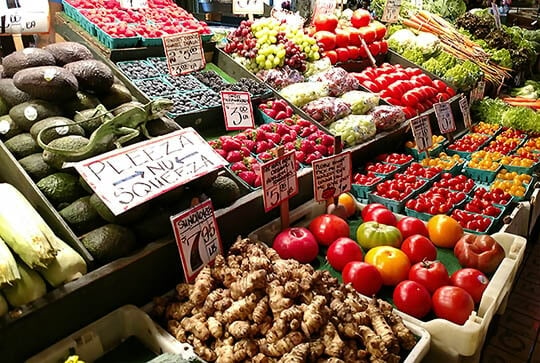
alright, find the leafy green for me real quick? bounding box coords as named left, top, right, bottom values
left=401, top=47, right=425, bottom=64
left=370, top=0, right=466, bottom=21
left=422, top=58, right=446, bottom=77
left=471, top=97, right=510, bottom=124
left=489, top=48, right=512, bottom=68
left=443, top=65, right=476, bottom=90
left=501, top=107, right=540, bottom=131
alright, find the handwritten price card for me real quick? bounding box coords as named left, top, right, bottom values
left=459, top=95, right=472, bottom=129
left=312, top=152, right=352, bottom=202
left=171, top=199, right=222, bottom=283
left=261, top=151, right=298, bottom=212
left=311, top=0, right=336, bottom=25
left=74, top=128, right=228, bottom=216
left=221, top=91, right=255, bottom=130
left=163, top=31, right=205, bottom=76
left=119, top=0, right=148, bottom=8
left=0, top=3, right=49, bottom=34
left=434, top=101, right=456, bottom=134
left=410, top=115, right=433, bottom=152
left=381, top=0, right=401, bottom=23
left=233, top=0, right=264, bottom=14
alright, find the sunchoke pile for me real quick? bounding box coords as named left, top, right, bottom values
left=152, top=238, right=417, bottom=363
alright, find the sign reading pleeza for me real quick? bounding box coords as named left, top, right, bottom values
left=75, top=128, right=227, bottom=216
left=163, top=31, right=205, bottom=76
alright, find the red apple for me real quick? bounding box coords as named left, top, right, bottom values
left=272, top=227, right=319, bottom=263
left=351, top=8, right=371, bottom=28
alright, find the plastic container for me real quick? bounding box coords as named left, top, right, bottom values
left=26, top=305, right=191, bottom=363
left=463, top=162, right=501, bottom=184
left=61, top=1, right=80, bottom=20
left=96, top=26, right=140, bottom=49
left=405, top=143, right=444, bottom=160
left=77, top=11, right=98, bottom=36
left=351, top=179, right=383, bottom=201
left=368, top=191, right=414, bottom=213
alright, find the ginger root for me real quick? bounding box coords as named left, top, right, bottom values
left=229, top=269, right=267, bottom=300
left=190, top=266, right=214, bottom=305
left=259, top=331, right=304, bottom=357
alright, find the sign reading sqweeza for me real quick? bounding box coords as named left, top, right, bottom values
left=75, top=128, right=228, bottom=216
left=163, top=31, right=205, bottom=76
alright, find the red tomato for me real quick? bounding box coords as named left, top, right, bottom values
left=432, top=286, right=475, bottom=325
left=358, top=27, right=376, bottom=43
left=314, top=31, right=337, bottom=51
left=335, top=28, right=350, bottom=48
left=363, top=206, right=397, bottom=226
left=364, top=246, right=411, bottom=286
left=313, top=13, right=339, bottom=32
left=308, top=214, right=350, bottom=246
left=342, top=261, right=382, bottom=296
left=401, top=234, right=437, bottom=264
left=351, top=8, right=371, bottom=28
left=348, top=28, right=362, bottom=46
left=450, top=268, right=489, bottom=304
left=322, top=50, right=338, bottom=64
left=361, top=203, right=386, bottom=219
left=335, top=47, right=350, bottom=63
left=273, top=227, right=319, bottom=263
left=393, top=280, right=432, bottom=318
left=408, top=260, right=450, bottom=293
left=326, top=237, right=363, bottom=271
left=368, top=42, right=381, bottom=56
left=397, top=216, right=429, bottom=239
left=347, top=45, right=361, bottom=60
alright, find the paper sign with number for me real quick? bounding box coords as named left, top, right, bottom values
left=381, top=0, right=401, bottom=23
left=434, top=102, right=456, bottom=134
left=163, top=32, right=205, bottom=76
left=312, top=152, right=352, bottom=202
left=410, top=115, right=432, bottom=152
left=171, top=199, right=222, bottom=283
left=119, top=0, right=147, bottom=8
left=221, top=91, right=255, bottom=130
left=311, top=0, right=336, bottom=25
left=261, top=151, right=298, bottom=212
left=233, top=0, right=264, bottom=14
left=459, top=95, right=472, bottom=129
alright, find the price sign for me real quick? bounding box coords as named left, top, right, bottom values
left=312, top=152, right=352, bottom=202
left=0, top=7, right=48, bottom=34
left=434, top=101, right=456, bottom=134
left=233, top=0, right=264, bottom=14
left=410, top=115, right=433, bottom=152
left=74, top=128, right=228, bottom=216
left=381, top=0, right=401, bottom=23
left=119, top=0, right=147, bottom=8
left=491, top=2, right=501, bottom=29
left=170, top=199, right=222, bottom=283
left=221, top=91, right=255, bottom=130
left=261, top=150, right=298, bottom=212
left=469, top=79, right=485, bottom=104
left=163, top=31, right=205, bottom=76
left=311, top=0, right=336, bottom=25
left=459, top=95, right=472, bottom=129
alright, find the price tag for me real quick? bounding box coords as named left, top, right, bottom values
left=312, top=152, right=352, bottom=202
left=119, top=0, right=147, bottom=8
left=381, top=0, right=401, bottom=23
left=74, top=128, right=228, bottom=216
left=233, top=0, right=264, bottom=14
left=459, top=95, right=472, bottom=129
left=491, top=2, right=501, bottom=29
left=0, top=10, right=48, bottom=34
left=221, top=91, right=255, bottom=130
left=311, top=0, right=336, bottom=25
left=410, top=115, right=433, bottom=152
left=469, top=79, right=485, bottom=104
left=163, top=31, right=205, bottom=76
left=170, top=199, right=222, bottom=283
left=261, top=150, right=298, bottom=212
left=433, top=102, right=456, bottom=134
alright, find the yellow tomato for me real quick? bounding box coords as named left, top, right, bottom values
left=364, top=246, right=411, bottom=286
left=427, top=215, right=464, bottom=248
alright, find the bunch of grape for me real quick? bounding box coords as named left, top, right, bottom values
left=223, top=20, right=258, bottom=59
left=284, top=40, right=307, bottom=72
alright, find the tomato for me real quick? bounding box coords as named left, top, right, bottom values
left=363, top=206, right=397, bottom=226
left=335, top=28, right=350, bottom=48
left=361, top=203, right=386, bottom=220
left=427, top=215, right=464, bottom=248
left=347, top=45, right=361, bottom=60
left=397, top=216, right=429, bottom=239
left=401, top=234, right=437, bottom=264
left=450, top=268, right=489, bottom=304
left=348, top=28, right=362, bottom=46
left=358, top=27, right=376, bottom=43
left=308, top=214, right=350, bottom=246
left=370, top=21, right=387, bottom=40
left=408, top=260, right=450, bottom=293
left=356, top=221, right=402, bottom=250
left=432, top=286, right=475, bottom=325
left=364, top=246, right=411, bottom=286
left=314, top=31, right=336, bottom=51
left=351, top=8, right=371, bottom=28
left=453, top=234, right=505, bottom=274
left=342, top=261, right=383, bottom=296
left=273, top=227, right=319, bottom=263
left=393, top=280, right=432, bottom=318
left=402, top=91, right=420, bottom=107
left=326, top=237, right=363, bottom=271
left=322, top=50, right=338, bottom=65
left=368, top=42, right=381, bottom=56
left=313, top=13, right=339, bottom=32
left=335, top=47, right=350, bottom=63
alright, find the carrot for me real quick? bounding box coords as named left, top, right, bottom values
left=502, top=97, right=540, bottom=103
left=502, top=98, right=540, bottom=109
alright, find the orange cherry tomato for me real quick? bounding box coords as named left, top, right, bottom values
left=337, top=193, right=357, bottom=217
left=427, top=214, right=464, bottom=248
left=364, top=246, right=411, bottom=286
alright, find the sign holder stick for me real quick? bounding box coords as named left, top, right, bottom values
left=332, top=135, right=343, bottom=207
left=275, top=147, right=291, bottom=230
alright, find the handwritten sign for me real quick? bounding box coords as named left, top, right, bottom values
left=312, top=152, right=352, bottom=202
left=0, top=9, right=48, bottom=34
left=261, top=151, right=298, bottom=212
left=119, top=0, right=148, bottom=8
left=171, top=199, right=222, bottom=283
left=470, top=79, right=486, bottom=103
left=491, top=2, right=501, bottom=29
left=410, top=115, right=433, bottom=152
left=459, top=95, right=472, bottom=129
left=311, top=0, right=336, bottom=25
left=74, top=128, right=228, bottom=216
left=221, top=91, right=255, bottom=130
left=381, top=0, right=401, bottom=23
left=434, top=102, right=456, bottom=134
left=233, top=0, right=264, bottom=14
left=163, top=32, right=205, bottom=76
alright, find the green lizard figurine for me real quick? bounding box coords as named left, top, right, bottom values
left=37, top=98, right=174, bottom=163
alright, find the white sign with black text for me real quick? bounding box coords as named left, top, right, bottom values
left=119, top=0, right=148, bottom=9
left=459, top=95, right=472, bottom=129
left=221, top=91, right=255, bottom=130
left=410, top=115, right=433, bottom=152
left=434, top=101, right=456, bottom=134
left=163, top=31, right=205, bottom=76
left=261, top=151, right=298, bottom=212
left=233, top=0, right=264, bottom=14
left=312, top=152, right=352, bottom=202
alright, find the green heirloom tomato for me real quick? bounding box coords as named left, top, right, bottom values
left=356, top=221, right=403, bottom=250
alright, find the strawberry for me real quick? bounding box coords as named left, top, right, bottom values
left=266, top=132, right=281, bottom=144
left=221, top=137, right=241, bottom=152
left=230, top=161, right=248, bottom=172
left=275, top=123, right=291, bottom=136
left=214, top=148, right=227, bottom=158
left=284, top=141, right=297, bottom=151
left=255, top=129, right=267, bottom=142
left=256, top=140, right=272, bottom=153
left=264, top=108, right=278, bottom=119
left=321, top=134, right=335, bottom=147
left=240, top=146, right=251, bottom=157
left=282, top=133, right=296, bottom=144
left=275, top=110, right=288, bottom=120
left=314, top=144, right=327, bottom=155
left=305, top=151, right=323, bottom=164
left=238, top=170, right=257, bottom=186
left=241, top=139, right=256, bottom=152
left=295, top=150, right=306, bottom=163
left=285, top=105, right=294, bottom=116
left=300, top=139, right=316, bottom=154
left=259, top=124, right=274, bottom=133
left=226, top=150, right=243, bottom=162
left=253, top=175, right=262, bottom=187
left=258, top=151, right=274, bottom=162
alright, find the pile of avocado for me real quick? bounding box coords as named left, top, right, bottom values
left=0, top=42, right=243, bottom=266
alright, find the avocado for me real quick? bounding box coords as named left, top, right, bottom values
left=36, top=172, right=86, bottom=206
left=13, top=66, right=78, bottom=102
left=18, top=153, right=55, bottom=181
left=0, top=79, right=32, bottom=107
left=112, top=101, right=144, bottom=116
left=0, top=95, right=8, bottom=115
left=42, top=135, right=90, bottom=169
left=81, top=224, right=137, bottom=263
left=73, top=107, right=112, bottom=134
left=64, top=59, right=114, bottom=94
left=78, top=175, right=93, bottom=194
left=146, top=117, right=181, bottom=136
left=2, top=48, right=56, bottom=77
left=9, top=100, right=63, bottom=131
left=30, top=116, right=86, bottom=144
left=204, top=175, right=242, bottom=209
left=0, top=114, right=22, bottom=140
left=131, top=206, right=172, bottom=243
left=89, top=193, right=150, bottom=225
left=99, top=83, right=133, bottom=109
left=4, top=133, right=41, bottom=159
left=64, top=91, right=102, bottom=116
left=59, top=196, right=104, bottom=235
left=43, top=42, right=94, bottom=66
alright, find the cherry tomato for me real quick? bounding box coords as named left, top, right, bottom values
left=393, top=280, right=432, bottom=319
left=450, top=268, right=489, bottom=304
left=361, top=203, right=386, bottom=220
left=427, top=214, right=464, bottom=248
left=408, top=260, right=450, bottom=293
left=400, top=234, right=437, bottom=264
left=363, top=206, right=397, bottom=226
left=397, top=216, right=429, bottom=239
left=364, top=246, right=411, bottom=286
left=326, top=237, right=363, bottom=271
left=342, top=261, right=383, bottom=296
left=432, top=286, right=475, bottom=325
left=308, top=214, right=350, bottom=246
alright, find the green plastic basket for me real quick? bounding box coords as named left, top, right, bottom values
left=463, top=162, right=501, bottom=184
left=61, top=1, right=79, bottom=20
left=96, top=26, right=140, bottom=49
left=140, top=36, right=163, bottom=47
left=405, top=143, right=444, bottom=161
left=351, top=179, right=383, bottom=201
left=501, top=160, right=539, bottom=175
left=77, top=11, right=98, bottom=36
left=368, top=191, right=416, bottom=213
